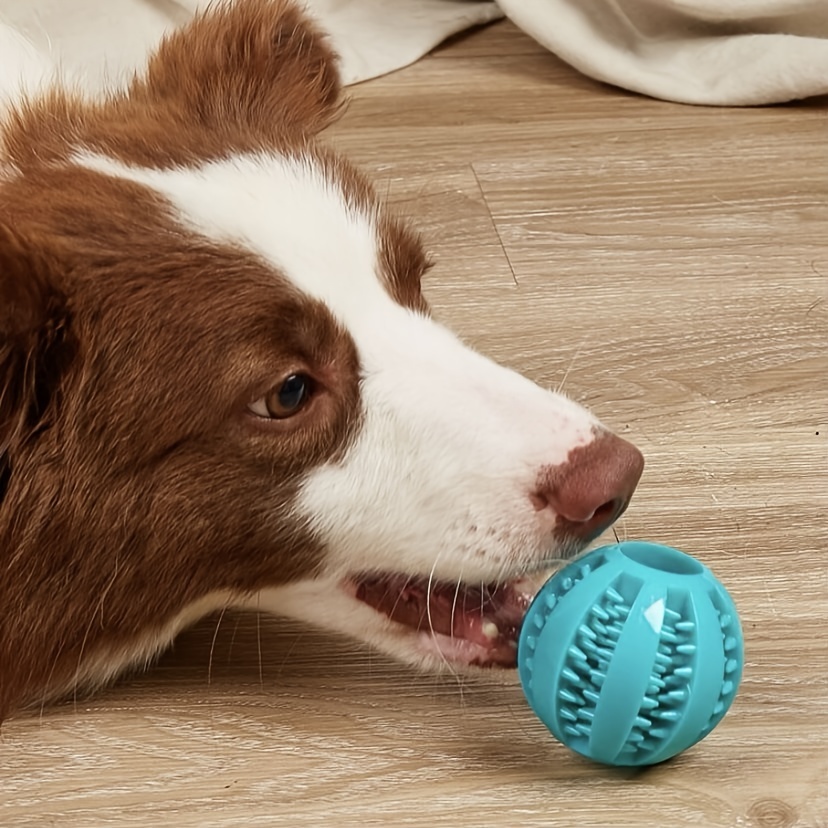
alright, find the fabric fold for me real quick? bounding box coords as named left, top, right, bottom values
left=497, top=0, right=828, bottom=105
left=1, top=0, right=826, bottom=106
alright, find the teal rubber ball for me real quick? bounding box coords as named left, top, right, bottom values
left=518, top=542, right=744, bottom=767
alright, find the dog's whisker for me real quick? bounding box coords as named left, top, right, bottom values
left=426, top=552, right=459, bottom=680
left=227, top=613, right=242, bottom=666
left=556, top=334, right=590, bottom=395
left=449, top=573, right=463, bottom=644
left=277, top=630, right=305, bottom=677
left=387, top=574, right=416, bottom=620
left=38, top=640, right=67, bottom=727
left=255, top=595, right=264, bottom=689
left=425, top=557, right=439, bottom=642
left=207, top=606, right=227, bottom=687
left=70, top=559, right=121, bottom=714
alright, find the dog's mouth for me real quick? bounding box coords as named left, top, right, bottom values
left=348, top=573, right=540, bottom=668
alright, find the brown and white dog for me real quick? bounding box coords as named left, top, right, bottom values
left=0, top=0, right=643, bottom=722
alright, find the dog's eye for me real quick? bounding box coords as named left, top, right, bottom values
left=249, top=373, right=314, bottom=420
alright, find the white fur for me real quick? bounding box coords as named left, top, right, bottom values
left=76, top=150, right=602, bottom=666
left=78, top=151, right=599, bottom=573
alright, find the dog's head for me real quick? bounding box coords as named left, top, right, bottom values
left=0, top=0, right=642, bottom=719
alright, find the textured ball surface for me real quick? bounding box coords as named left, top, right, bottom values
left=518, top=542, right=744, bottom=766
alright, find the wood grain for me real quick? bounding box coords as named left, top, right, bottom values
left=2, top=20, right=826, bottom=828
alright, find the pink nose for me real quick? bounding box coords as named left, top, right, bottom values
left=533, top=432, right=645, bottom=542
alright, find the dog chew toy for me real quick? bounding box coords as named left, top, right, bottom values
left=518, top=541, right=744, bottom=767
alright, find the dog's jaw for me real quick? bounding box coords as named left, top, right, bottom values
left=250, top=571, right=552, bottom=673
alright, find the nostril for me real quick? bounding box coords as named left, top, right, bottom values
left=555, top=496, right=630, bottom=542
left=532, top=490, right=622, bottom=524
left=592, top=498, right=620, bottom=523
left=557, top=497, right=623, bottom=529
left=542, top=490, right=615, bottom=525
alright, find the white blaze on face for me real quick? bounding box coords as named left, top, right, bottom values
left=78, top=151, right=600, bottom=580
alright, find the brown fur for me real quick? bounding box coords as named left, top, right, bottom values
left=0, top=0, right=401, bottom=721
left=2, top=0, right=343, bottom=170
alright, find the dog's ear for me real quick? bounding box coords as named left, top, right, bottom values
left=0, top=223, right=75, bottom=485
left=132, top=0, right=343, bottom=140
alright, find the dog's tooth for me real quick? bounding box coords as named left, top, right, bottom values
left=482, top=619, right=500, bottom=640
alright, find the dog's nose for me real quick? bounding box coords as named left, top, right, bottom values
left=532, top=432, right=644, bottom=542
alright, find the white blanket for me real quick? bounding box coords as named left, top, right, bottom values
left=1, top=0, right=827, bottom=105
left=0, top=0, right=502, bottom=92
left=497, top=0, right=828, bottom=105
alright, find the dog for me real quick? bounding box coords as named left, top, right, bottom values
left=0, top=0, right=643, bottom=723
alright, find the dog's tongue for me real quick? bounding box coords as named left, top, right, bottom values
left=353, top=575, right=534, bottom=667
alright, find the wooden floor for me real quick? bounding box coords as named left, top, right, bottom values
left=2, top=20, right=827, bottom=828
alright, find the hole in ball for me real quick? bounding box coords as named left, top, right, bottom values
left=618, top=542, right=704, bottom=576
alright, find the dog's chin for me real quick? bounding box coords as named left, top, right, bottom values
left=344, top=573, right=541, bottom=670
left=254, top=566, right=562, bottom=673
